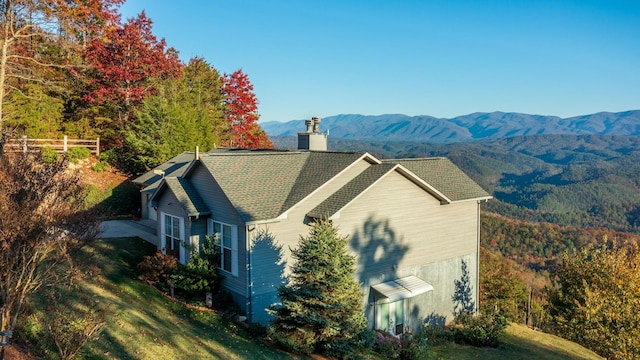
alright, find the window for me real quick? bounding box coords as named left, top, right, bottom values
left=162, top=213, right=183, bottom=261
left=208, top=219, right=238, bottom=276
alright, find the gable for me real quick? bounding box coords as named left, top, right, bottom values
left=382, top=158, right=491, bottom=202
left=151, top=177, right=210, bottom=218
left=308, top=163, right=455, bottom=219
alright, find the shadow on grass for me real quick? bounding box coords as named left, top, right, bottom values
left=78, top=237, right=294, bottom=360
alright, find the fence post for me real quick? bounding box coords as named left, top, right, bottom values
left=22, top=135, right=27, bottom=154
left=63, top=135, right=68, bottom=153
left=96, top=137, right=100, bottom=157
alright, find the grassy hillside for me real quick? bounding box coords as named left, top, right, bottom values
left=430, top=323, right=602, bottom=360
left=12, top=235, right=602, bottom=359
left=46, top=237, right=295, bottom=360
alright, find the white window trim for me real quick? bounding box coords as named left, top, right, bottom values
left=208, top=219, right=238, bottom=276
left=160, top=212, right=185, bottom=264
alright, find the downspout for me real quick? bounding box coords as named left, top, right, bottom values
left=246, top=226, right=253, bottom=322
left=476, top=200, right=481, bottom=315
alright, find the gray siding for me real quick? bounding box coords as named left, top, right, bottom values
left=248, top=158, right=371, bottom=324
left=189, top=164, right=247, bottom=310
left=186, top=218, right=208, bottom=262
left=334, top=171, right=480, bottom=327
left=155, top=191, right=191, bottom=263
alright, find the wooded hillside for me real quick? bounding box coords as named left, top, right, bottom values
left=1, top=0, right=271, bottom=175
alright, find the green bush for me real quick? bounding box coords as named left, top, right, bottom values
left=99, top=148, right=118, bottom=163
left=450, top=312, right=508, bottom=347
left=171, top=236, right=221, bottom=299
left=66, top=146, right=91, bottom=163
left=40, top=146, right=59, bottom=163
left=92, top=161, right=108, bottom=172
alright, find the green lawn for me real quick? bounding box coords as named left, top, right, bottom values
left=60, top=236, right=601, bottom=360
left=77, top=237, right=297, bottom=360
left=428, top=323, right=603, bottom=360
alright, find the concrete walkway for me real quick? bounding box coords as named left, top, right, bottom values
left=98, top=219, right=157, bottom=245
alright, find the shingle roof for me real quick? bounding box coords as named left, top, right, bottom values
left=138, top=149, right=490, bottom=223
left=280, top=152, right=368, bottom=213
left=200, top=152, right=307, bottom=222
left=198, top=151, right=366, bottom=223
left=164, top=177, right=210, bottom=217
left=307, top=163, right=397, bottom=219
left=133, top=152, right=195, bottom=191
left=382, top=158, right=491, bottom=202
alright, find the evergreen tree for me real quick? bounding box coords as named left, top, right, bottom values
left=269, top=220, right=370, bottom=358
left=124, top=58, right=228, bottom=173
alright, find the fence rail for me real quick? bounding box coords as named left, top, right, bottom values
left=3, top=136, right=100, bottom=156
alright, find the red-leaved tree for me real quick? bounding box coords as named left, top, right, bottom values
left=84, top=11, right=181, bottom=129
left=221, top=69, right=272, bottom=148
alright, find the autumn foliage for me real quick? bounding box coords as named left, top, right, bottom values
left=84, top=11, right=181, bottom=126
left=549, top=241, right=640, bottom=359
left=222, top=69, right=272, bottom=148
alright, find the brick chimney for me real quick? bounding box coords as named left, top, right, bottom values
left=298, top=117, right=327, bottom=151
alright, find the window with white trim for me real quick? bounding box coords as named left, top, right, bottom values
left=162, top=213, right=183, bottom=261
left=208, top=219, right=238, bottom=276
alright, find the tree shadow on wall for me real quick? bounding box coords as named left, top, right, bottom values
left=350, top=215, right=409, bottom=286
left=249, top=228, right=287, bottom=324
left=452, top=259, right=475, bottom=316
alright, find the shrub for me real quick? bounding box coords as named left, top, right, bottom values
left=99, top=148, right=118, bottom=163
left=66, top=146, right=91, bottom=163
left=137, top=251, right=178, bottom=290
left=40, top=146, right=59, bottom=163
left=374, top=331, right=402, bottom=359
left=450, top=312, right=508, bottom=347
left=421, top=322, right=452, bottom=346
left=171, top=236, right=221, bottom=300
left=373, top=330, right=428, bottom=360
left=92, top=160, right=108, bottom=172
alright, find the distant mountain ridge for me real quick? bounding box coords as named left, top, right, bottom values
left=261, top=110, right=640, bottom=143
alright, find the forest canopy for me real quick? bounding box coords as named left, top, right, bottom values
left=0, top=0, right=272, bottom=174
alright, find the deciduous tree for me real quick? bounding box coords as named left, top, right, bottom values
left=221, top=69, right=272, bottom=148
left=549, top=241, right=640, bottom=359
left=0, top=0, right=123, bottom=132
left=84, top=11, right=181, bottom=132
left=0, top=141, right=97, bottom=339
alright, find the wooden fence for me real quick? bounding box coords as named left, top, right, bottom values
left=3, top=135, right=100, bottom=156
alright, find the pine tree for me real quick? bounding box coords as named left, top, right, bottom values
left=269, top=220, right=370, bottom=358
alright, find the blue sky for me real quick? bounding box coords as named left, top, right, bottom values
left=120, top=0, right=640, bottom=122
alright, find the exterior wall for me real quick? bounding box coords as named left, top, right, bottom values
left=248, top=158, right=371, bottom=324
left=188, top=165, right=248, bottom=313
left=186, top=217, right=208, bottom=262
left=332, top=171, right=480, bottom=329
left=155, top=191, right=191, bottom=264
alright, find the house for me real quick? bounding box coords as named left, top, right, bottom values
left=133, top=117, right=492, bottom=333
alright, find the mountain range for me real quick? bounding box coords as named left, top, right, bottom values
left=261, top=110, right=640, bottom=143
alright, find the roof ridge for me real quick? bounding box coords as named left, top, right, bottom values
left=382, top=157, right=447, bottom=161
